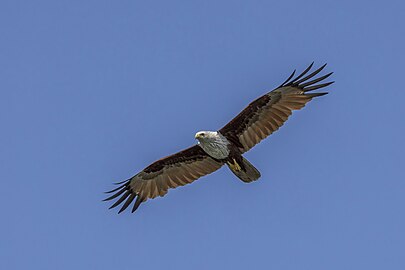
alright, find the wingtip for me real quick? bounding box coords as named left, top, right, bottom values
left=279, top=69, right=296, bottom=87
left=318, top=63, right=328, bottom=72
left=131, top=196, right=143, bottom=213
left=113, top=178, right=131, bottom=185
left=308, top=92, right=328, bottom=97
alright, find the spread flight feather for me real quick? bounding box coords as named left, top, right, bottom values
left=104, top=63, right=334, bottom=213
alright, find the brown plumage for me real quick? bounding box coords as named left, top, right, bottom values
left=104, top=63, right=334, bottom=213
left=220, top=63, right=333, bottom=153
left=104, top=146, right=223, bottom=213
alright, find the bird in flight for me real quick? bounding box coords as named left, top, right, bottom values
left=104, top=63, right=334, bottom=213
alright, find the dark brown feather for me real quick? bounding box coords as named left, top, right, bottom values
left=105, top=63, right=333, bottom=214
left=219, top=63, right=334, bottom=153
left=105, top=145, right=224, bottom=213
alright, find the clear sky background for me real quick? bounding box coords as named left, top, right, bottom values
left=1, top=0, right=404, bottom=269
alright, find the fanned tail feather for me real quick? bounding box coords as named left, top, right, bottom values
left=227, top=157, right=261, bottom=183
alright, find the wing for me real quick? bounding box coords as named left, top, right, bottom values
left=219, top=63, right=334, bottom=153
left=104, top=145, right=224, bottom=213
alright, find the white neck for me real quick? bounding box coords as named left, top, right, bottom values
left=196, top=131, right=230, bottom=159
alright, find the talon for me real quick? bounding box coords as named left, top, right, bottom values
left=227, top=158, right=241, bottom=171
left=233, top=159, right=241, bottom=171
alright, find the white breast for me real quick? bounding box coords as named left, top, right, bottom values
left=198, top=132, right=230, bottom=159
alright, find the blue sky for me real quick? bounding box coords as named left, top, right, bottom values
left=1, top=0, right=404, bottom=269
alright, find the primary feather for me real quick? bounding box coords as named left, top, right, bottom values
left=105, top=63, right=334, bottom=213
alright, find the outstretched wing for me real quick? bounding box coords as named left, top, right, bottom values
left=104, top=145, right=224, bottom=213
left=220, top=63, right=334, bottom=153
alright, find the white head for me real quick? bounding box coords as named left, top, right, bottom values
left=194, top=130, right=230, bottom=159
left=194, top=131, right=218, bottom=142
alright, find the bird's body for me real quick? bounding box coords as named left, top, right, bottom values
left=195, top=131, right=230, bottom=160
left=104, top=63, right=334, bottom=213
left=195, top=130, right=260, bottom=182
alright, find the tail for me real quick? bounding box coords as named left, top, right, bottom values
left=227, top=156, right=261, bottom=183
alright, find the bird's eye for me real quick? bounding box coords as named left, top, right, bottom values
left=200, top=133, right=205, bottom=137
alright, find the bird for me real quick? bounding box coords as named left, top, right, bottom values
left=104, top=63, right=334, bottom=213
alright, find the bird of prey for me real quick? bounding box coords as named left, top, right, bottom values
left=104, top=63, right=334, bottom=213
